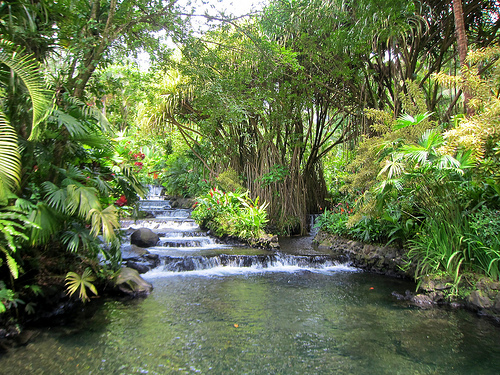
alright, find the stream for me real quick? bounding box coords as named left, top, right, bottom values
left=1, top=195, right=500, bottom=374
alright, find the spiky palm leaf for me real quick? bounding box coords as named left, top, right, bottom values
left=89, top=205, right=119, bottom=243
left=61, top=225, right=100, bottom=254
left=61, top=94, right=111, bottom=134
left=65, top=184, right=101, bottom=219
left=393, top=112, right=433, bottom=130
left=378, top=152, right=405, bottom=179
left=65, top=268, right=98, bottom=303
left=0, top=111, right=21, bottom=197
left=42, top=181, right=68, bottom=212
left=0, top=39, right=52, bottom=140
left=27, top=202, right=61, bottom=245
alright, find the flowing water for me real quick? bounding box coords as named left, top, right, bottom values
left=1, top=197, right=500, bottom=374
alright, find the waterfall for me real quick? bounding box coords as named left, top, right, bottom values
left=121, top=198, right=354, bottom=276
left=144, top=184, right=164, bottom=200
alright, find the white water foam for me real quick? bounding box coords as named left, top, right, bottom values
left=142, top=262, right=358, bottom=279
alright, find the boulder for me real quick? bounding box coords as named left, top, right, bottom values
left=114, top=267, right=153, bottom=296
left=126, top=261, right=151, bottom=274
left=130, top=228, right=159, bottom=248
left=467, top=290, right=493, bottom=310
left=121, top=244, right=150, bottom=260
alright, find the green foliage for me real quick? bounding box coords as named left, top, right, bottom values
left=406, top=214, right=470, bottom=289
left=0, top=39, right=52, bottom=199
left=314, top=205, right=351, bottom=238
left=404, top=206, right=500, bottom=291
left=65, top=268, right=98, bottom=303
left=217, top=168, right=245, bottom=193
left=468, top=207, right=500, bottom=249
left=0, top=204, right=39, bottom=279
left=0, top=39, right=52, bottom=139
left=0, top=281, right=22, bottom=314
left=192, top=188, right=269, bottom=240
left=257, top=165, right=289, bottom=187
left=436, top=46, right=500, bottom=182
left=315, top=201, right=388, bottom=244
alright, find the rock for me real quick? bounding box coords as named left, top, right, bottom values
left=115, top=267, right=153, bottom=296
left=494, top=294, right=500, bottom=312
left=130, top=228, right=159, bottom=248
left=14, top=330, right=39, bottom=346
left=420, top=276, right=453, bottom=292
left=411, top=294, right=434, bottom=306
left=145, top=253, right=159, bottom=261
left=126, top=261, right=151, bottom=274
left=467, top=290, right=493, bottom=310
left=121, top=244, right=150, bottom=260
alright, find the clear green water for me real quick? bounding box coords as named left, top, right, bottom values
left=1, top=270, right=500, bottom=374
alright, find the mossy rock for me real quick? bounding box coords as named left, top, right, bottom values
left=114, top=267, right=153, bottom=296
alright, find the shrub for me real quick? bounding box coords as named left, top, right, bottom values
left=191, top=187, right=268, bottom=240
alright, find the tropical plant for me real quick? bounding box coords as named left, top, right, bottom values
left=65, top=268, right=98, bottom=303
left=0, top=281, right=22, bottom=313
left=0, top=39, right=52, bottom=200
left=0, top=205, right=39, bottom=280
left=192, top=187, right=269, bottom=240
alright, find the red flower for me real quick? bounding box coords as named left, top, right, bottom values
left=115, top=195, right=128, bottom=207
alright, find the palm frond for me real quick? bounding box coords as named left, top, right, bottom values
left=49, top=109, right=90, bottom=138
left=378, top=152, right=405, bottom=179
left=0, top=247, right=19, bottom=279
left=437, top=154, right=461, bottom=171
left=92, top=175, right=113, bottom=195
left=89, top=205, right=120, bottom=242
left=400, top=144, right=429, bottom=165
left=59, top=165, right=86, bottom=186
left=61, top=226, right=98, bottom=253
left=62, top=95, right=111, bottom=134
left=65, top=185, right=101, bottom=219
left=65, top=268, right=98, bottom=302
left=42, top=181, right=68, bottom=212
left=0, top=111, right=21, bottom=193
left=394, top=111, right=433, bottom=130
left=0, top=39, right=53, bottom=140
left=27, top=202, right=61, bottom=245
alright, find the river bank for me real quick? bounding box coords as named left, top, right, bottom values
left=313, top=230, right=500, bottom=323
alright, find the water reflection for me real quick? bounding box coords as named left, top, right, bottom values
left=1, top=271, right=500, bottom=374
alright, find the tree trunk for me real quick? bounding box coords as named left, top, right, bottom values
left=452, top=0, right=474, bottom=115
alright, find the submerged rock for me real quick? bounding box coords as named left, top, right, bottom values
left=114, top=267, right=153, bottom=296
left=130, top=228, right=159, bottom=248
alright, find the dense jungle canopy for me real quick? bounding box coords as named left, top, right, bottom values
left=0, top=0, right=500, bottom=315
